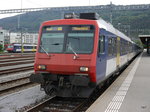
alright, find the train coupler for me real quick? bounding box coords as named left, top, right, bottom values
left=59, top=77, right=64, bottom=87
left=29, top=73, right=44, bottom=84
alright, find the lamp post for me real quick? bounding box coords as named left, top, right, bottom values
left=124, top=25, right=130, bottom=37
left=118, top=23, right=121, bottom=30
left=21, top=29, right=23, bottom=55
left=110, top=2, right=113, bottom=24
left=89, top=0, right=91, bottom=6
left=18, top=0, right=23, bottom=55
left=20, top=28, right=28, bottom=55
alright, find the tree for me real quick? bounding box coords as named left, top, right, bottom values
left=0, top=44, right=3, bottom=52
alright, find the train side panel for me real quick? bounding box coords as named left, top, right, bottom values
left=96, top=27, right=140, bottom=84
left=6, top=44, right=37, bottom=53
left=96, top=29, right=107, bottom=83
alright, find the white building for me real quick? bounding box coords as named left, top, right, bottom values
left=0, top=29, right=9, bottom=47
left=0, top=30, right=4, bottom=46
left=23, top=33, right=38, bottom=44
left=0, top=28, right=38, bottom=49
left=10, top=32, right=38, bottom=44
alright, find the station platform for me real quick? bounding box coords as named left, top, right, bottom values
left=86, top=51, right=150, bottom=112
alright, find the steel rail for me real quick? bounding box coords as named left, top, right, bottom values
left=0, top=66, right=33, bottom=75
left=0, top=57, right=34, bottom=63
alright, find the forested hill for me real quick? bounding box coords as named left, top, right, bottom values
left=0, top=5, right=150, bottom=40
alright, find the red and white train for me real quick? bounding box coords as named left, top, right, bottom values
left=30, top=13, right=141, bottom=98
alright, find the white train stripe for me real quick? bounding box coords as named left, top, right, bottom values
left=104, top=53, right=142, bottom=112
left=106, top=58, right=116, bottom=76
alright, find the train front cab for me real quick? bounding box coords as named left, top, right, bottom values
left=30, top=19, right=102, bottom=98
left=6, top=44, right=14, bottom=53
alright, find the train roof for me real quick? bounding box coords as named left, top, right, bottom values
left=10, top=43, right=37, bottom=46
left=77, top=12, right=132, bottom=42
left=47, top=13, right=133, bottom=42
left=96, top=18, right=132, bottom=42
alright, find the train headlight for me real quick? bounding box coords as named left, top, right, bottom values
left=80, top=67, right=89, bottom=72
left=38, top=65, right=46, bottom=70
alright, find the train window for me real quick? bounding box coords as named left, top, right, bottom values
left=122, top=41, right=124, bottom=55
left=67, top=33, right=94, bottom=53
left=120, top=40, right=123, bottom=55
left=130, top=43, right=132, bottom=52
left=111, top=38, right=116, bottom=56
left=40, top=25, right=94, bottom=54
left=125, top=41, right=128, bottom=54
left=14, top=46, right=21, bottom=49
left=66, top=25, right=94, bottom=54
left=29, top=46, right=33, bottom=49
left=127, top=42, right=129, bottom=53
left=113, top=38, right=117, bottom=56
left=120, top=40, right=128, bottom=55
left=40, top=33, right=65, bottom=53
left=7, top=45, right=13, bottom=48
left=99, top=35, right=105, bottom=54
left=108, top=38, right=113, bottom=56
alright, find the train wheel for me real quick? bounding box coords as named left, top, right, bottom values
left=44, top=83, right=57, bottom=96
left=71, top=85, right=80, bottom=97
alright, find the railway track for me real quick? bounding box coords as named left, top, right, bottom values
left=20, top=59, right=137, bottom=111
left=0, top=53, right=140, bottom=111
left=0, top=53, right=35, bottom=56
left=24, top=85, right=108, bottom=112
left=0, top=60, right=34, bottom=67
left=26, top=96, right=89, bottom=112
left=0, top=70, right=33, bottom=91
left=0, top=57, right=34, bottom=63
left=0, top=64, right=34, bottom=75
left=23, top=66, right=128, bottom=112
left=0, top=55, right=34, bottom=60
left=0, top=69, right=34, bottom=94
left=24, top=80, right=110, bottom=112
left=0, top=55, right=34, bottom=75
left=0, top=55, right=35, bottom=95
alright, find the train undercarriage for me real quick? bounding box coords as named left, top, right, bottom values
left=30, top=73, right=95, bottom=98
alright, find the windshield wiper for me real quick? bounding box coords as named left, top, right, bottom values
left=51, top=43, right=61, bottom=45
left=67, top=43, right=79, bottom=59
left=40, top=45, right=51, bottom=57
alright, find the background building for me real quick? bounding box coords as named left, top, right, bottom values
left=0, top=30, right=4, bottom=46
left=10, top=32, right=38, bottom=44
left=0, top=28, right=9, bottom=47
left=0, top=28, right=38, bottom=50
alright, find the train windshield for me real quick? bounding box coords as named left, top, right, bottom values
left=7, top=45, right=13, bottom=48
left=40, top=25, right=94, bottom=54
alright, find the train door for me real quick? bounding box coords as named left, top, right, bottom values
left=147, top=39, right=150, bottom=54
left=116, top=37, right=120, bottom=68
left=96, top=29, right=107, bottom=82
left=127, top=42, right=130, bottom=61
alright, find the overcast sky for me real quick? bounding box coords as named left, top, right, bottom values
left=0, top=0, right=149, bottom=19
left=0, top=0, right=149, bottom=10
